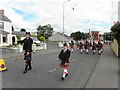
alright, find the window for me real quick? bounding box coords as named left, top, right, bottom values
left=0, top=22, right=4, bottom=29
left=3, top=34, right=7, bottom=43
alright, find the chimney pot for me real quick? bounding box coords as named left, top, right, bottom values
left=0, top=9, right=4, bottom=15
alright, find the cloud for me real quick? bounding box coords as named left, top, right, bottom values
left=0, top=0, right=119, bottom=35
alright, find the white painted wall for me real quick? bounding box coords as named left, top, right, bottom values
left=4, top=21, right=12, bottom=33
left=4, top=21, right=12, bottom=45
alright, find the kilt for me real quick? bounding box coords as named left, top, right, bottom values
left=59, top=61, right=69, bottom=69
left=77, top=44, right=80, bottom=48
left=79, top=45, right=83, bottom=49
left=24, top=52, right=32, bottom=61
left=98, top=47, right=102, bottom=50
left=84, top=45, right=89, bottom=49
left=70, top=45, right=74, bottom=49
left=92, top=46, right=96, bottom=50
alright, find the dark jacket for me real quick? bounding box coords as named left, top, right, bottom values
left=98, top=42, right=103, bottom=50
left=58, top=49, right=71, bottom=64
left=92, top=42, right=97, bottom=50
left=18, top=38, right=33, bottom=52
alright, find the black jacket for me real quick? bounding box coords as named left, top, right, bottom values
left=18, top=38, right=33, bottom=52
left=58, top=49, right=71, bottom=64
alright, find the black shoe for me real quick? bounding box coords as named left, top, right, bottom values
left=61, top=77, right=65, bottom=80
left=99, top=53, right=101, bottom=55
left=65, top=73, right=68, bottom=77
left=23, top=70, right=27, bottom=73
left=93, top=53, right=95, bottom=54
left=28, top=68, right=32, bottom=70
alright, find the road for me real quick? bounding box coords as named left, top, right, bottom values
left=2, top=44, right=100, bottom=88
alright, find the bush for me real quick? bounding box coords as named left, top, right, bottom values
left=16, top=35, right=21, bottom=41
left=39, top=36, right=46, bottom=42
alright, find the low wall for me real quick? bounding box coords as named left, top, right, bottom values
left=111, top=39, right=119, bottom=57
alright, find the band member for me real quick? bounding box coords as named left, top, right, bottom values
left=89, top=40, right=92, bottom=50
left=92, top=41, right=97, bottom=54
left=77, top=40, right=80, bottom=50
left=79, top=41, right=84, bottom=54
left=69, top=39, right=75, bottom=53
left=18, top=32, right=33, bottom=73
left=98, top=41, right=103, bottom=55
left=58, top=43, right=71, bottom=80
left=84, top=40, right=89, bottom=54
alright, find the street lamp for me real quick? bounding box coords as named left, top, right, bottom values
left=63, top=0, right=70, bottom=44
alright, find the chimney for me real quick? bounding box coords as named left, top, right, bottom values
left=0, top=9, right=4, bottom=15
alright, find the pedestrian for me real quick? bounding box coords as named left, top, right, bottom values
left=18, top=32, right=33, bottom=73
left=92, top=41, right=97, bottom=54
left=79, top=41, right=84, bottom=54
left=58, top=43, right=71, bottom=80
left=89, top=40, right=92, bottom=50
left=84, top=40, right=89, bottom=54
left=98, top=41, right=103, bottom=55
left=69, top=38, right=75, bottom=53
left=77, top=40, right=80, bottom=50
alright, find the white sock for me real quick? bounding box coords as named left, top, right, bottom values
left=62, top=69, right=68, bottom=78
left=84, top=49, right=85, bottom=51
left=71, top=49, right=73, bottom=52
left=80, top=49, right=83, bottom=52
left=86, top=49, right=88, bottom=53
left=99, top=50, right=101, bottom=54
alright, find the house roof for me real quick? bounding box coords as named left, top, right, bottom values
left=12, top=31, right=26, bottom=35
left=0, top=14, right=12, bottom=22
left=0, top=30, right=9, bottom=34
left=55, top=32, right=70, bottom=38
left=49, top=32, right=71, bottom=41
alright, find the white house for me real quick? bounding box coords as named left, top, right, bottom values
left=0, top=9, right=16, bottom=46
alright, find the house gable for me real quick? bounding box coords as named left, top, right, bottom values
left=0, top=14, right=12, bottom=22
left=0, top=10, right=12, bottom=22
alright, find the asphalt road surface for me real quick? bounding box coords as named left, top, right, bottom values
left=2, top=46, right=100, bottom=88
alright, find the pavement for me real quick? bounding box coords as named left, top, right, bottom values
left=85, top=46, right=118, bottom=88
left=1, top=44, right=119, bottom=88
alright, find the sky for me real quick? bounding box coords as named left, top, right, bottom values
left=0, top=0, right=119, bottom=35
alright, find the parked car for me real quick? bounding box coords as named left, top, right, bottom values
left=20, top=37, right=41, bottom=46
left=104, top=40, right=111, bottom=45
left=32, top=37, right=41, bottom=46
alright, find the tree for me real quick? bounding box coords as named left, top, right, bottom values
left=111, top=21, right=120, bottom=58
left=70, top=31, right=82, bottom=40
left=70, top=31, right=89, bottom=40
left=103, top=32, right=112, bottom=41
left=37, top=24, right=54, bottom=39
left=20, top=28, right=26, bottom=32
left=84, top=33, right=90, bottom=39
left=111, top=21, right=120, bottom=44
